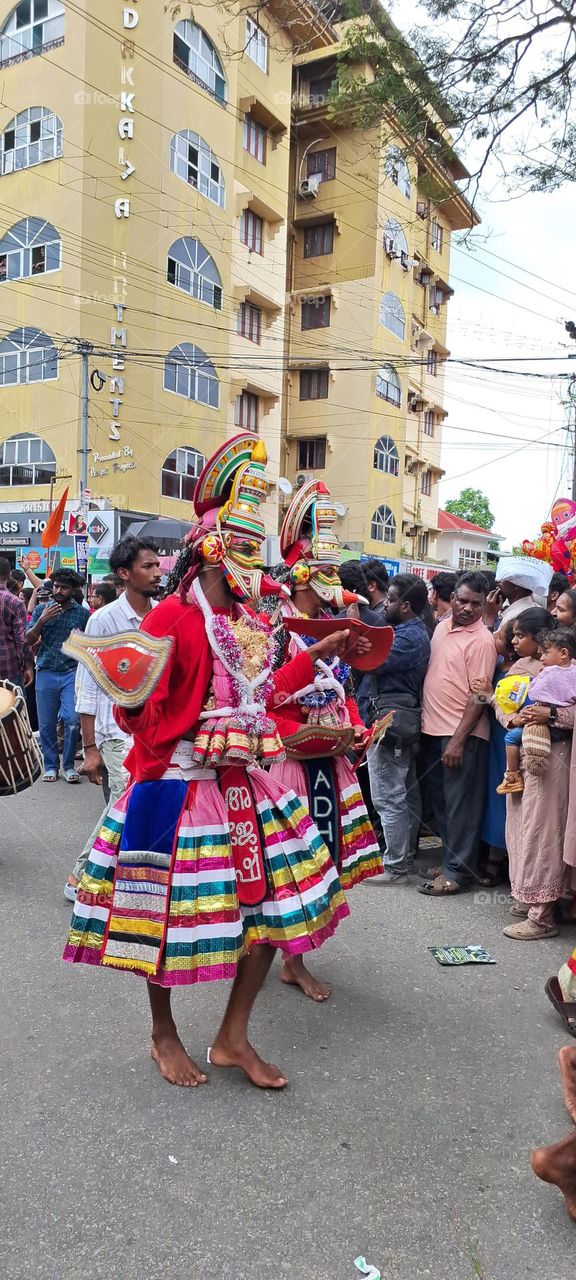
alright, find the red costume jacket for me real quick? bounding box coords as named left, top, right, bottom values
left=114, top=595, right=315, bottom=782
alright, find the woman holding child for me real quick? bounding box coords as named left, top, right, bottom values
left=474, top=608, right=576, bottom=940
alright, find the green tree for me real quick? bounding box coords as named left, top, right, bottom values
left=444, top=488, right=495, bottom=530
left=330, top=0, right=576, bottom=194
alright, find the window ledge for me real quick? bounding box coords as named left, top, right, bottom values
left=235, top=188, right=285, bottom=225
left=238, top=95, right=287, bottom=139
left=232, top=284, right=282, bottom=315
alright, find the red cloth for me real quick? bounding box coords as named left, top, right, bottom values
left=115, top=596, right=315, bottom=782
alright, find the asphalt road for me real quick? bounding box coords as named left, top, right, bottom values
left=2, top=775, right=575, bottom=1280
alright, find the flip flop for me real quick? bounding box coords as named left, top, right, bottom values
left=418, top=875, right=461, bottom=896
left=545, top=977, right=576, bottom=1038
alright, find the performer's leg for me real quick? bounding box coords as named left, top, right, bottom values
left=532, top=1131, right=576, bottom=1220
left=280, top=954, right=331, bottom=1002
left=210, top=944, right=288, bottom=1089
left=559, top=1045, right=576, bottom=1125
left=148, top=983, right=208, bottom=1088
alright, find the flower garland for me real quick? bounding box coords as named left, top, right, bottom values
left=211, top=611, right=275, bottom=731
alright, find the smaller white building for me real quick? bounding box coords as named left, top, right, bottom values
left=437, top=509, right=501, bottom=570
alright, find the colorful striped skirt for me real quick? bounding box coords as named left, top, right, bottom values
left=63, top=765, right=349, bottom=986
left=269, top=756, right=383, bottom=890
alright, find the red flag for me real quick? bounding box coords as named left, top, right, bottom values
left=41, top=486, right=69, bottom=549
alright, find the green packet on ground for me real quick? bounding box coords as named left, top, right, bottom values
left=428, top=945, right=496, bottom=966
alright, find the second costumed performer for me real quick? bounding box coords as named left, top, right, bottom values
left=64, top=435, right=352, bottom=1090
left=268, top=480, right=384, bottom=1003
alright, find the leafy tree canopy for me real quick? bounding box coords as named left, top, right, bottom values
left=330, top=0, right=576, bottom=194
left=444, top=487, right=495, bottom=529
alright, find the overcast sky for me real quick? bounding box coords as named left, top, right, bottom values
left=441, top=185, right=574, bottom=549
left=388, top=0, right=576, bottom=549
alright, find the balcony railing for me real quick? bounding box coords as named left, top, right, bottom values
left=0, top=36, right=64, bottom=69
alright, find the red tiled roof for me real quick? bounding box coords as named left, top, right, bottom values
left=437, top=509, right=494, bottom=537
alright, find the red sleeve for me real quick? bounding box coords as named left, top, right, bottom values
left=114, top=599, right=213, bottom=758
left=345, top=695, right=364, bottom=728
left=269, top=650, right=314, bottom=704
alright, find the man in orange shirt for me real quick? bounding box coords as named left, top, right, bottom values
left=419, top=573, right=497, bottom=896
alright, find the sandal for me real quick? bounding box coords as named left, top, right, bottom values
left=503, top=919, right=559, bottom=939
left=478, top=853, right=508, bottom=888
left=418, top=874, right=461, bottom=896
left=42, top=771, right=58, bottom=782
left=545, top=977, right=576, bottom=1038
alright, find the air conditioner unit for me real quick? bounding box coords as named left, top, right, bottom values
left=419, top=269, right=432, bottom=286
left=296, top=472, right=314, bottom=487
left=384, top=238, right=396, bottom=258
left=299, top=175, right=321, bottom=199
left=416, top=201, right=428, bottom=219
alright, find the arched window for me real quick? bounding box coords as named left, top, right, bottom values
left=374, top=435, right=399, bottom=477
left=167, top=237, right=222, bottom=310
left=164, top=343, right=219, bottom=408
left=383, top=217, right=408, bottom=261
left=386, top=147, right=411, bottom=199
left=0, top=0, right=64, bottom=66
left=173, top=20, right=226, bottom=102
left=161, top=446, right=205, bottom=502
left=0, top=217, right=60, bottom=282
left=0, top=327, right=58, bottom=385
left=380, top=291, right=405, bottom=340
left=0, top=107, right=62, bottom=175
left=169, top=130, right=225, bottom=208
left=375, top=364, right=401, bottom=407
left=371, top=505, right=397, bottom=545
left=0, top=431, right=56, bottom=486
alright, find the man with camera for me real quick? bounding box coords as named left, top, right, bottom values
left=364, top=575, right=431, bottom=885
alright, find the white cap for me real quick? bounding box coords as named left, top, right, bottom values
left=495, top=555, right=553, bottom=592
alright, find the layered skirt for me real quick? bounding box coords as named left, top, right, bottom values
left=269, top=755, right=383, bottom=890
left=63, top=765, right=349, bottom=987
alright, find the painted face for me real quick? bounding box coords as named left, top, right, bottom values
left=310, top=566, right=346, bottom=608
left=223, top=537, right=266, bottom=601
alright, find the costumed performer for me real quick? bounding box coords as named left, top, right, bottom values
left=64, top=435, right=352, bottom=1089
left=266, top=479, right=383, bottom=1003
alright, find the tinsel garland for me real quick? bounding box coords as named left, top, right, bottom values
left=211, top=612, right=275, bottom=731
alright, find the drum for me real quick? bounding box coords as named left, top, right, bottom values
left=0, top=680, right=42, bottom=796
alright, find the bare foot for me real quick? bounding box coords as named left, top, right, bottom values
left=558, top=1045, right=576, bottom=1125
left=151, top=1030, right=208, bottom=1087
left=280, top=957, right=331, bottom=1002
left=67, top=876, right=79, bottom=889
left=532, top=1132, right=576, bottom=1220
left=209, top=1038, right=288, bottom=1089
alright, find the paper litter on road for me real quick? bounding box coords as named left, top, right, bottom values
left=354, top=1256, right=381, bottom=1279
left=428, top=945, right=496, bottom=966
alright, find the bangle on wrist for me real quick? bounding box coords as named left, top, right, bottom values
left=83, top=742, right=97, bottom=750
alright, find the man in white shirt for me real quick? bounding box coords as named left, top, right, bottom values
left=64, top=537, right=162, bottom=900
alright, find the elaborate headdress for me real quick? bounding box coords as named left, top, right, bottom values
left=280, top=479, right=348, bottom=608
left=173, top=432, right=286, bottom=603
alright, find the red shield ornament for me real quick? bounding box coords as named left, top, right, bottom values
left=61, top=629, right=173, bottom=707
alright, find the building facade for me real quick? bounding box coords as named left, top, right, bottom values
left=286, top=24, right=479, bottom=559
left=0, top=1, right=477, bottom=570
left=436, top=509, right=501, bottom=571
left=0, top=0, right=334, bottom=552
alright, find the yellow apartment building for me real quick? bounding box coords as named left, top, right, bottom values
left=286, top=24, right=479, bottom=565
left=0, top=0, right=477, bottom=574
left=0, top=0, right=334, bottom=569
